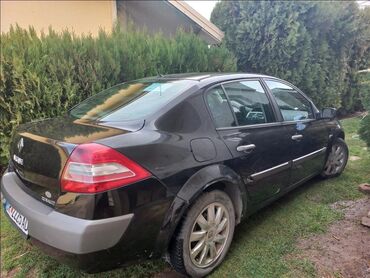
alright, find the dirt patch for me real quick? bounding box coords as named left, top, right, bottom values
left=294, top=198, right=370, bottom=278
left=153, top=267, right=185, bottom=278
left=349, top=156, right=361, bottom=161
left=1, top=267, right=20, bottom=278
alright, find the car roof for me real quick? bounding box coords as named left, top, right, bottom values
left=137, top=73, right=276, bottom=88
left=157, top=72, right=273, bottom=82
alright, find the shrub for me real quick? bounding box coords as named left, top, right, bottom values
left=0, top=26, right=236, bottom=165
left=359, top=72, right=370, bottom=147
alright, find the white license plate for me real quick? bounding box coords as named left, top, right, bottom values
left=4, top=200, right=29, bottom=235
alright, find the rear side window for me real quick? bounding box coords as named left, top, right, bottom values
left=265, top=80, right=314, bottom=121
left=206, top=86, right=236, bottom=128
left=222, top=80, right=275, bottom=125
left=70, top=80, right=196, bottom=122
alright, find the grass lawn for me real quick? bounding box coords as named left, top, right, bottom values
left=1, top=116, right=369, bottom=278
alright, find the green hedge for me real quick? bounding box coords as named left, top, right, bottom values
left=0, top=26, right=236, bottom=165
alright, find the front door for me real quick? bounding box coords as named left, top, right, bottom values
left=264, top=79, right=329, bottom=186
left=205, top=80, right=292, bottom=205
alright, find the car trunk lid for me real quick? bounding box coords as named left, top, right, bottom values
left=10, top=116, right=141, bottom=206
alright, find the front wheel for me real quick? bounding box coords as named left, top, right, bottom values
left=169, top=190, right=235, bottom=277
left=321, top=138, right=349, bottom=178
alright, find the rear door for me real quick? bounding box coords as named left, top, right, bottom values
left=263, top=79, right=328, bottom=186
left=205, top=79, right=292, bottom=205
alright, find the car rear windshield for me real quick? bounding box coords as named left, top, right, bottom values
left=69, top=79, right=196, bottom=121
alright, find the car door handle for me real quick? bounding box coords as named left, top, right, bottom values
left=291, top=134, right=303, bottom=141
left=236, top=144, right=256, bottom=152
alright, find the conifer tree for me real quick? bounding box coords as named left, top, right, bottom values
left=211, top=1, right=369, bottom=111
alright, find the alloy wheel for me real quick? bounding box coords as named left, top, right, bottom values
left=188, top=202, right=230, bottom=268
left=324, top=143, right=346, bottom=176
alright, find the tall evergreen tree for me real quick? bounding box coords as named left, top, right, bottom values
left=211, top=1, right=369, bottom=111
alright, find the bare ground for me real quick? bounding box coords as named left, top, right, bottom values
left=294, top=198, right=370, bottom=278
left=156, top=198, right=370, bottom=278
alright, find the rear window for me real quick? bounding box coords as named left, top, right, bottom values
left=70, top=79, right=196, bottom=121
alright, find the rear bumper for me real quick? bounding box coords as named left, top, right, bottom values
left=1, top=172, right=133, bottom=254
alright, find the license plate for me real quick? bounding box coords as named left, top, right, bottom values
left=3, top=200, right=29, bottom=235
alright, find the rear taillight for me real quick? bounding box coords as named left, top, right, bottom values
left=61, top=143, right=151, bottom=193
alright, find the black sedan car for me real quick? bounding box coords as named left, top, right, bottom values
left=1, top=73, right=348, bottom=277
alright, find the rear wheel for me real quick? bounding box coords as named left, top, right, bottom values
left=169, top=190, right=235, bottom=277
left=321, top=138, right=348, bottom=178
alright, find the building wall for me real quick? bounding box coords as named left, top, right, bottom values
left=116, top=1, right=222, bottom=45
left=117, top=1, right=194, bottom=36
left=1, top=0, right=116, bottom=36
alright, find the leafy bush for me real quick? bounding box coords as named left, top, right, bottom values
left=0, top=26, right=236, bottom=165
left=359, top=72, right=370, bottom=147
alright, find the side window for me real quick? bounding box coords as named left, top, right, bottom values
left=265, top=80, right=314, bottom=121
left=222, top=80, right=275, bottom=125
left=206, top=86, right=236, bottom=128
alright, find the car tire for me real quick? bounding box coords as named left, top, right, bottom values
left=321, top=138, right=349, bottom=178
left=169, top=190, right=235, bottom=277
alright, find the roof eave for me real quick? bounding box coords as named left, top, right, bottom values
left=168, top=0, right=224, bottom=44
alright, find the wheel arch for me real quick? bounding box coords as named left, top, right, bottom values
left=336, top=129, right=345, bottom=140
left=327, top=126, right=346, bottom=151
left=154, top=164, right=248, bottom=256
left=203, top=180, right=244, bottom=225
left=177, top=164, right=247, bottom=225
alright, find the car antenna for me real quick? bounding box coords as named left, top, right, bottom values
left=156, top=64, right=163, bottom=78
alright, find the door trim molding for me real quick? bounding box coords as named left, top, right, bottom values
left=293, top=147, right=327, bottom=164
left=248, top=146, right=327, bottom=182
left=250, top=162, right=290, bottom=182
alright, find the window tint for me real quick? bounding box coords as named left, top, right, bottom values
left=206, top=86, right=236, bottom=128
left=70, top=80, right=196, bottom=121
left=222, top=80, right=275, bottom=125
left=265, top=80, right=314, bottom=121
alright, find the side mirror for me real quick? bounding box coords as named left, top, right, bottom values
left=321, top=108, right=337, bottom=119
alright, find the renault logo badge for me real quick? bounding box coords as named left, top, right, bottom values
left=45, top=191, right=52, bottom=198
left=17, top=138, right=24, bottom=153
